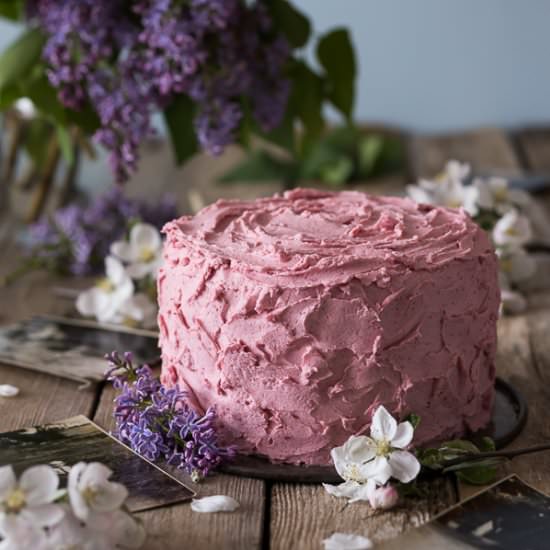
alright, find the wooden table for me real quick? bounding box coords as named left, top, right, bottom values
left=1, top=127, right=549, bottom=549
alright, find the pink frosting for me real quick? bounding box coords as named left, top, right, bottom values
left=158, top=188, right=500, bottom=465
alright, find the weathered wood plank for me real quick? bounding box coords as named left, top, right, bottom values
left=270, top=478, right=455, bottom=549
left=0, top=250, right=98, bottom=432
left=514, top=127, right=550, bottom=227
left=495, top=314, right=550, bottom=494
left=408, top=128, right=522, bottom=179
left=515, top=128, right=550, bottom=173
left=94, top=383, right=266, bottom=550
left=0, top=363, right=96, bottom=432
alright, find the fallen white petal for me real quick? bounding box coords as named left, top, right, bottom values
left=0, top=385, right=19, bottom=397
left=323, top=480, right=370, bottom=503
left=190, top=495, right=239, bottom=513
left=323, top=532, right=373, bottom=550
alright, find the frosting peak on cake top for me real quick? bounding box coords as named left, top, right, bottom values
left=165, top=188, right=490, bottom=285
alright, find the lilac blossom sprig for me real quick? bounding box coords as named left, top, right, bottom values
left=106, top=351, right=236, bottom=481
left=2, top=188, right=177, bottom=286
left=28, top=0, right=291, bottom=181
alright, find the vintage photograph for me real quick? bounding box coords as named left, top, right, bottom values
left=0, top=415, right=194, bottom=513
left=380, top=476, right=550, bottom=549
left=0, top=315, right=159, bottom=386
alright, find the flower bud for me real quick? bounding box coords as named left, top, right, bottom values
left=368, top=484, right=399, bottom=510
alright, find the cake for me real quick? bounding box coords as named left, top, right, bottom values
left=158, top=188, right=500, bottom=465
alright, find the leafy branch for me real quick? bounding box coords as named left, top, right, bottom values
left=418, top=438, right=550, bottom=485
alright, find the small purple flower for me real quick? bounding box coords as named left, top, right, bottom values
left=129, top=418, right=167, bottom=461
left=27, top=0, right=291, bottom=182
left=107, top=350, right=235, bottom=479
left=25, top=188, right=177, bottom=277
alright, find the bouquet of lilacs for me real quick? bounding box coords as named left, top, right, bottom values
left=0, top=461, right=145, bottom=550
left=3, top=187, right=176, bottom=286
left=0, top=1, right=356, bottom=182
left=76, top=222, right=163, bottom=329
left=407, top=161, right=538, bottom=314
left=106, top=352, right=236, bottom=482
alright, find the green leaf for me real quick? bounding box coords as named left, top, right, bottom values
left=268, top=0, right=311, bottom=48
left=440, top=440, right=480, bottom=457
left=24, top=73, right=67, bottom=123
left=55, top=124, right=74, bottom=165
left=0, top=1, right=23, bottom=21
left=164, top=94, right=197, bottom=166
left=24, top=118, right=52, bottom=169
left=455, top=464, right=498, bottom=485
left=358, top=135, right=385, bottom=176
left=444, top=458, right=504, bottom=473
left=417, top=448, right=445, bottom=470
left=259, top=111, right=295, bottom=153
left=406, top=413, right=421, bottom=430
left=0, top=28, right=46, bottom=94
left=219, top=150, right=296, bottom=184
left=0, top=83, right=21, bottom=110
left=321, top=126, right=359, bottom=153
left=316, top=28, right=356, bottom=119
left=301, top=143, right=339, bottom=179
left=289, top=62, right=324, bottom=141
left=64, top=104, right=101, bottom=135
left=479, top=437, right=496, bottom=453
left=319, top=157, right=353, bottom=185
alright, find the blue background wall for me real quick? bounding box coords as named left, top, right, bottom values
left=1, top=0, right=550, bottom=132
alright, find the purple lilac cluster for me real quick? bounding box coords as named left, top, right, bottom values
left=106, top=351, right=235, bottom=479
left=28, top=0, right=291, bottom=181
left=27, top=187, right=177, bottom=275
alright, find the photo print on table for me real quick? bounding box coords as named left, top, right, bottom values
left=378, top=475, right=550, bottom=549
left=0, top=315, right=159, bottom=387
left=0, top=415, right=194, bottom=512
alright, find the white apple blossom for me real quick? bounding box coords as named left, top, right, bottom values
left=111, top=223, right=163, bottom=279
left=76, top=256, right=134, bottom=324
left=46, top=505, right=145, bottom=550
left=191, top=495, right=240, bottom=513
left=406, top=161, right=480, bottom=215
left=323, top=436, right=378, bottom=503
left=45, top=506, right=96, bottom=550
left=86, top=509, right=146, bottom=549
left=0, top=526, right=50, bottom=550
left=68, top=462, right=128, bottom=522
left=0, top=465, right=64, bottom=540
left=492, top=209, right=532, bottom=249
left=323, top=532, right=373, bottom=550
left=361, top=406, right=420, bottom=485
left=443, top=160, right=471, bottom=183
left=324, top=406, right=420, bottom=503
left=473, top=177, right=530, bottom=215
left=0, top=463, right=144, bottom=549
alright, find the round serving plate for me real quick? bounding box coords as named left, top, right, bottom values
left=219, top=377, right=527, bottom=483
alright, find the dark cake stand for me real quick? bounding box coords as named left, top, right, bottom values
left=219, top=378, right=527, bottom=483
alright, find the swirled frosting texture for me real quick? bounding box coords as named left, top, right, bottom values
left=159, top=189, right=499, bottom=465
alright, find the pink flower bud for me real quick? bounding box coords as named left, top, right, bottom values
left=368, top=484, right=399, bottom=510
